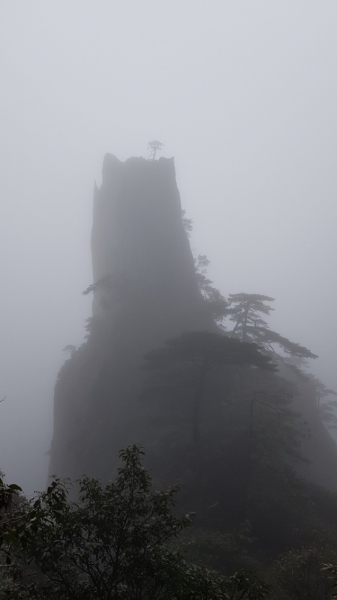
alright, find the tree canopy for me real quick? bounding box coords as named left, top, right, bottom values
left=227, top=293, right=317, bottom=362
left=0, top=446, right=269, bottom=600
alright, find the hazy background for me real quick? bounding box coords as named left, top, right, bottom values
left=1, top=1, right=337, bottom=496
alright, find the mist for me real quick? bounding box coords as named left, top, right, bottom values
left=1, top=1, right=337, bottom=497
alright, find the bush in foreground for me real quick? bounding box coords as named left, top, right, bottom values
left=0, top=445, right=268, bottom=599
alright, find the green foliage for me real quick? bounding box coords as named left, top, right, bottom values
left=0, top=480, right=22, bottom=517
left=0, top=477, right=23, bottom=565
left=0, top=446, right=269, bottom=600
left=322, top=564, right=337, bottom=599
left=273, top=544, right=337, bottom=599
left=175, top=525, right=261, bottom=576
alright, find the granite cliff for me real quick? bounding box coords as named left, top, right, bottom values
left=49, top=154, right=337, bottom=532
left=49, top=155, right=216, bottom=483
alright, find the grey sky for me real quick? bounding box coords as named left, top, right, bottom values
left=1, top=1, right=337, bottom=495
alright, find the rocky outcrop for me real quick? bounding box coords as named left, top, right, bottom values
left=49, top=154, right=337, bottom=500
left=49, top=155, right=216, bottom=483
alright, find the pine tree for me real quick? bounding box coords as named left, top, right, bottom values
left=227, top=293, right=317, bottom=362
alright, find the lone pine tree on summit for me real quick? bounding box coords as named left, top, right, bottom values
left=148, top=140, right=164, bottom=160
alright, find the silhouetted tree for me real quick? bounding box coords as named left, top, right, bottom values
left=148, top=140, right=164, bottom=160
left=228, top=294, right=274, bottom=342
left=227, top=293, right=317, bottom=362
left=275, top=544, right=337, bottom=599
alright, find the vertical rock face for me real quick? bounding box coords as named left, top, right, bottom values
left=49, top=155, right=215, bottom=483
left=49, top=153, right=337, bottom=502
left=91, top=155, right=205, bottom=323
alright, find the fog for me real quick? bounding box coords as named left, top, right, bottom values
left=1, top=1, right=337, bottom=496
